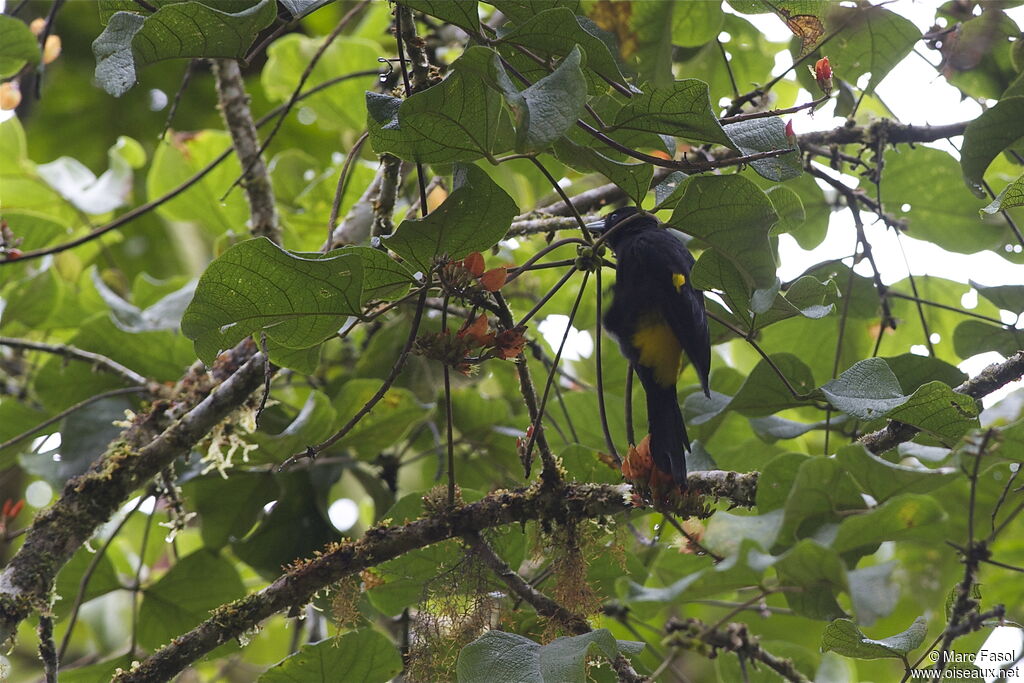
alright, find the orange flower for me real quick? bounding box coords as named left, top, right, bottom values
left=812, top=56, right=833, bottom=95
left=461, top=252, right=485, bottom=277
left=479, top=266, right=507, bottom=292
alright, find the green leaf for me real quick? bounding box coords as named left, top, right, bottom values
left=627, top=0, right=673, bottom=87
left=1, top=267, right=64, bottom=330
left=961, top=97, right=1024, bottom=197
left=489, top=1, right=581, bottom=24
left=93, top=0, right=277, bottom=96
left=730, top=353, right=817, bottom=417
left=621, top=540, right=770, bottom=604
left=953, top=320, right=1024, bottom=358
left=982, top=173, right=1024, bottom=215
left=138, top=549, right=246, bottom=651
left=399, top=0, right=481, bottom=33
left=886, top=381, right=980, bottom=445
left=832, top=494, right=947, bottom=555
left=821, top=358, right=906, bottom=420
left=941, top=10, right=1019, bottom=100
left=667, top=174, right=779, bottom=290
left=755, top=452, right=808, bottom=512
left=672, top=0, right=724, bottom=47
left=848, top=562, right=899, bottom=626
left=146, top=130, right=248, bottom=235
left=456, top=629, right=643, bottom=683
left=753, top=274, right=837, bottom=330
left=778, top=457, right=865, bottom=546
left=262, top=35, right=381, bottom=134
left=724, top=117, right=802, bottom=181
left=612, top=80, right=733, bottom=147
left=691, top=248, right=753, bottom=327
left=765, top=185, right=806, bottom=235
left=825, top=5, right=920, bottom=94
left=703, top=509, right=784, bottom=555
left=233, top=472, right=342, bottom=578
left=37, top=135, right=143, bottom=215
left=333, top=246, right=415, bottom=303
left=675, top=14, right=780, bottom=108
left=383, top=163, right=518, bottom=273
left=184, top=473, right=278, bottom=549
left=259, top=629, right=403, bottom=683
left=367, top=46, right=513, bottom=163
left=278, top=0, right=333, bottom=19
left=249, top=390, right=338, bottom=463
left=499, top=46, right=588, bottom=152
left=884, top=353, right=967, bottom=395
left=54, top=545, right=122, bottom=618
left=552, top=137, right=653, bottom=203
left=884, top=147, right=999, bottom=255
left=181, top=237, right=364, bottom=364
left=0, top=16, right=41, bottom=78
left=835, top=444, right=958, bottom=503
left=821, top=616, right=927, bottom=659
left=496, top=8, right=627, bottom=87
left=774, top=540, right=848, bottom=620
left=969, top=280, right=1024, bottom=314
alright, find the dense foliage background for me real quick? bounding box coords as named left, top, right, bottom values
left=1, top=0, right=1023, bottom=681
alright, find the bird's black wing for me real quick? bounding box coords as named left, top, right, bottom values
left=640, top=231, right=712, bottom=397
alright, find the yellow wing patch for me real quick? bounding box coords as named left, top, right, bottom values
left=631, top=316, right=681, bottom=386
left=672, top=273, right=686, bottom=292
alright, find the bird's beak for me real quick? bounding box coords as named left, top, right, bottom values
left=584, top=217, right=605, bottom=233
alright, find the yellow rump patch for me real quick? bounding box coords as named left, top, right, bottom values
left=631, top=315, right=681, bottom=386
left=672, top=273, right=686, bottom=292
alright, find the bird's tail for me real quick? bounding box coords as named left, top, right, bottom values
left=637, top=369, right=690, bottom=488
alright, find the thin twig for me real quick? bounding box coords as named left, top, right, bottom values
left=39, top=614, right=57, bottom=682
left=0, top=337, right=149, bottom=386
left=594, top=263, right=620, bottom=463
left=222, top=0, right=371, bottom=200
left=523, top=272, right=590, bottom=486
left=58, top=494, right=150, bottom=661
left=281, top=288, right=429, bottom=467
left=718, top=96, right=829, bottom=125
left=0, top=386, right=147, bottom=452
left=324, top=130, right=370, bottom=251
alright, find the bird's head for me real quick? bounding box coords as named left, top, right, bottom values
left=585, top=207, right=657, bottom=250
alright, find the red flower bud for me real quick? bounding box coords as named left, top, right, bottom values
left=811, top=56, right=833, bottom=95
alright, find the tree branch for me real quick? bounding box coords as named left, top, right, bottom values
left=212, top=59, right=280, bottom=243
left=0, top=344, right=267, bottom=643
left=667, top=617, right=811, bottom=683
left=112, top=467, right=754, bottom=682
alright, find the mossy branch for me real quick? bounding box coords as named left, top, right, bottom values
left=0, top=344, right=267, bottom=644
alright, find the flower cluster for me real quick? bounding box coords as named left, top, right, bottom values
left=415, top=314, right=527, bottom=374
left=438, top=252, right=509, bottom=300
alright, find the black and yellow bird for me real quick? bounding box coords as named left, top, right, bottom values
left=589, top=207, right=711, bottom=489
